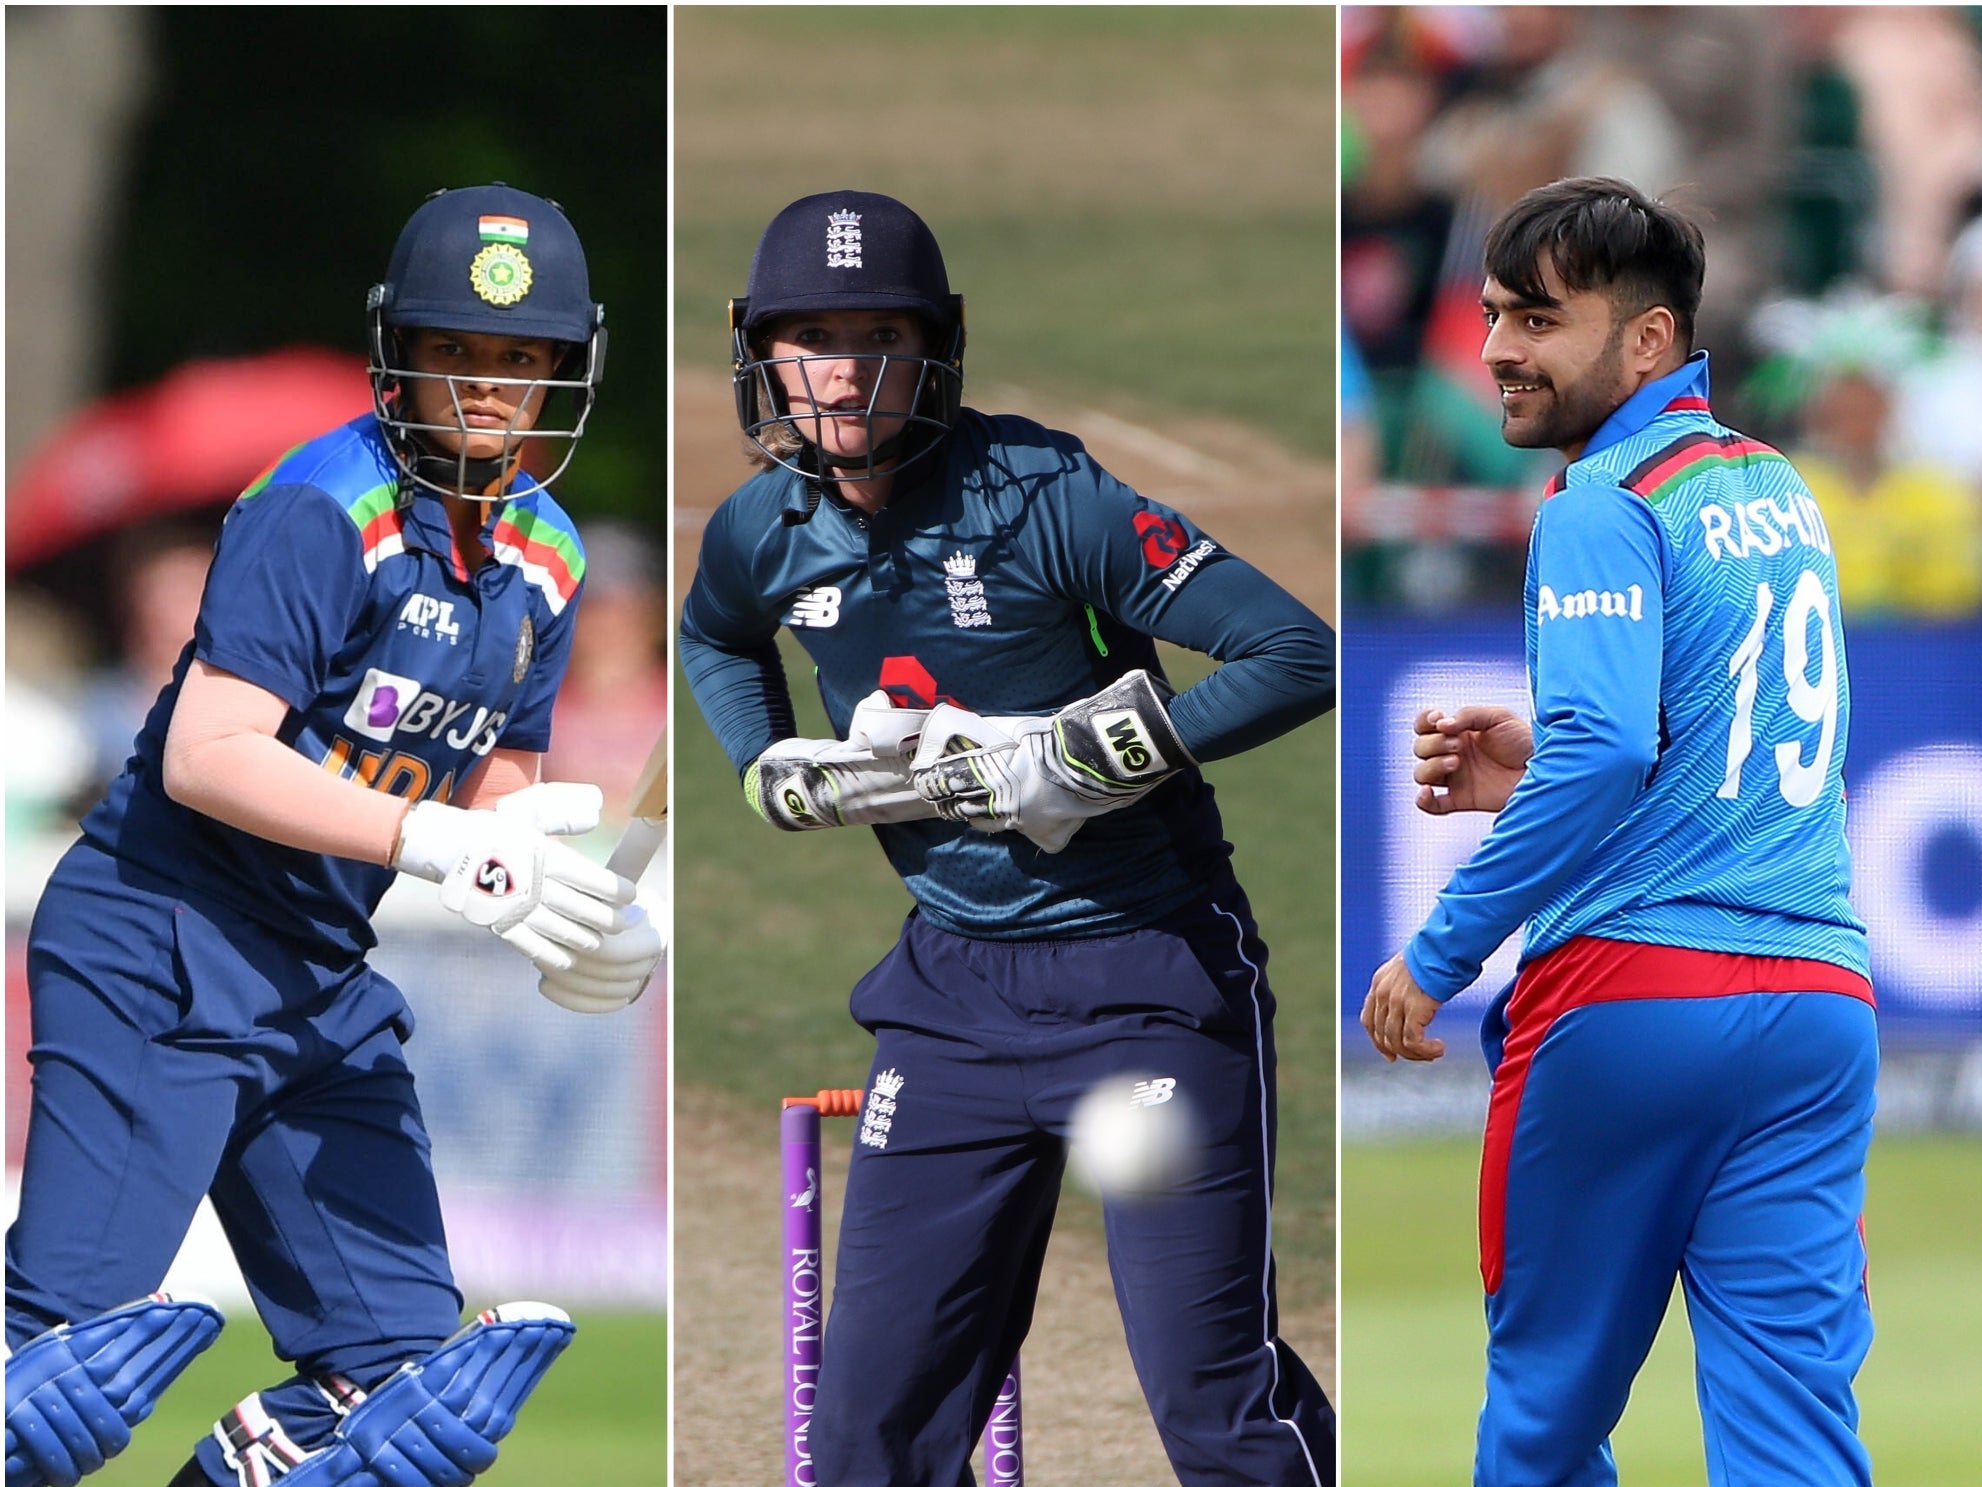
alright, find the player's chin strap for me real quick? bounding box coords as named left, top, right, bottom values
left=401, top=442, right=527, bottom=505
left=208, top=1304, right=574, bottom=1487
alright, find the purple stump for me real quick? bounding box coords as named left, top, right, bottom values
left=783, top=1102, right=825, bottom=1487
left=983, top=1359, right=1024, bottom=1486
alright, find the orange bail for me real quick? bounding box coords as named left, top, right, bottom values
left=781, top=1089, right=864, bottom=1117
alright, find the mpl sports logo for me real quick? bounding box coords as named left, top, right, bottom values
left=397, top=594, right=462, bottom=644
left=1089, top=710, right=1169, bottom=778
left=343, top=668, right=507, bottom=755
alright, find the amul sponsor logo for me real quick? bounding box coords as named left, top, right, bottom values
left=1535, top=583, right=1644, bottom=624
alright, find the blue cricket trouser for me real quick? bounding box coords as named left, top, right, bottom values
left=810, top=893, right=1335, bottom=1487
left=1474, top=937, right=1877, bottom=1487
left=6, top=843, right=461, bottom=1470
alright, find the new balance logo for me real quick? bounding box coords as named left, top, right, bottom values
left=1129, top=1077, right=1177, bottom=1107
left=787, top=586, right=843, bottom=629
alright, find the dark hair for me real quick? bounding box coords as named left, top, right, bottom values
left=1483, top=177, right=1707, bottom=349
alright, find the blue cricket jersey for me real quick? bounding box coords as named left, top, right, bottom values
left=1407, top=354, right=1869, bottom=999
left=78, top=414, right=587, bottom=959
left=680, top=408, right=1336, bottom=939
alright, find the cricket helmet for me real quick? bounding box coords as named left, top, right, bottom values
left=730, top=190, right=965, bottom=483
left=368, top=183, right=606, bottom=500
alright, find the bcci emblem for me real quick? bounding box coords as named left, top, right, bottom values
left=470, top=243, right=533, bottom=306
left=513, top=616, right=535, bottom=682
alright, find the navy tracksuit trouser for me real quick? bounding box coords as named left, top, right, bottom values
left=810, top=894, right=1335, bottom=1487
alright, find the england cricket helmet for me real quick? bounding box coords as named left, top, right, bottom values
left=368, top=183, right=606, bottom=500
left=730, top=190, right=965, bottom=483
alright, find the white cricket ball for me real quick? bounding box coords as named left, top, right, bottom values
left=1067, top=1074, right=1198, bottom=1198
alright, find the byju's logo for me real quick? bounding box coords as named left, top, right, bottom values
left=344, top=669, right=425, bottom=742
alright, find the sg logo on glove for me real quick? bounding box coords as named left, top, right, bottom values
left=474, top=858, right=518, bottom=897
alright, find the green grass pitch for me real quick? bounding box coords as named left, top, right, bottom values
left=1340, top=1133, right=1982, bottom=1484
left=87, top=1310, right=665, bottom=1484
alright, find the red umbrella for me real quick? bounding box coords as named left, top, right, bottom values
left=6, top=347, right=374, bottom=572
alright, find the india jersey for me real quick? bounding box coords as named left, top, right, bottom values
left=1406, top=355, right=1868, bottom=999
left=680, top=408, right=1336, bottom=939
left=80, top=414, right=586, bottom=959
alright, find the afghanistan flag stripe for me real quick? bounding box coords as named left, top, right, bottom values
left=479, top=216, right=530, bottom=245
left=1624, top=431, right=1789, bottom=506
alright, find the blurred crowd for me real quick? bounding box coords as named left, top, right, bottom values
left=6, top=494, right=666, bottom=855
left=1343, top=4, right=1982, bottom=618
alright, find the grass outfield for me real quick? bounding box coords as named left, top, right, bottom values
left=90, top=1310, right=665, bottom=1484
left=674, top=642, right=1337, bottom=1316
left=673, top=6, right=1334, bottom=447
left=1340, top=1133, right=1982, bottom=1484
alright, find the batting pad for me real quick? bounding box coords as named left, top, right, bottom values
left=5, top=1292, right=225, bottom=1487
left=281, top=1303, right=575, bottom=1487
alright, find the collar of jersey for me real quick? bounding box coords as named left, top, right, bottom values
left=1575, top=350, right=1712, bottom=464
left=783, top=437, right=948, bottom=522
left=398, top=483, right=538, bottom=579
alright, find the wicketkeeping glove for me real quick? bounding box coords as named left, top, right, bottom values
left=743, top=690, right=941, bottom=831
left=909, top=670, right=1195, bottom=853
left=392, top=797, right=636, bottom=973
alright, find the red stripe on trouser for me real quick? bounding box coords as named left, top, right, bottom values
left=1479, top=937, right=1873, bottom=1296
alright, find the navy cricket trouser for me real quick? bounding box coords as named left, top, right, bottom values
left=810, top=895, right=1335, bottom=1487
left=6, top=844, right=461, bottom=1462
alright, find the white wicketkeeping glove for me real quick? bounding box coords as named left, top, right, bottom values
left=392, top=795, right=637, bottom=973
left=909, top=670, right=1196, bottom=853
left=743, top=690, right=942, bottom=830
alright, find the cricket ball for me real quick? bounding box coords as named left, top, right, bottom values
left=1068, top=1074, right=1198, bottom=1198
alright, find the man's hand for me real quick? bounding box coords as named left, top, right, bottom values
left=909, top=670, right=1192, bottom=853
left=1361, top=953, right=1446, bottom=1063
left=1412, top=705, right=1533, bottom=815
left=392, top=799, right=636, bottom=972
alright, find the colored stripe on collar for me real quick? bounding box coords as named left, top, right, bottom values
left=491, top=505, right=585, bottom=614
left=344, top=481, right=404, bottom=571
left=1623, top=430, right=1789, bottom=505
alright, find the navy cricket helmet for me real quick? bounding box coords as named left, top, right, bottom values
left=368, top=183, right=606, bottom=500
left=730, top=190, right=965, bottom=483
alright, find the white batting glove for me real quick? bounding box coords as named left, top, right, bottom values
left=493, top=780, right=607, bottom=837
left=910, top=671, right=1195, bottom=853
left=392, top=800, right=637, bottom=972
left=537, top=899, right=665, bottom=1014
left=743, top=691, right=941, bottom=830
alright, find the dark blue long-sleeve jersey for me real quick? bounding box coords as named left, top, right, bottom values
left=680, top=409, right=1336, bottom=939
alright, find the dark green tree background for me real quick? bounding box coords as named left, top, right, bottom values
left=103, top=8, right=667, bottom=527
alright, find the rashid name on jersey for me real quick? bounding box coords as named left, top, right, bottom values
left=1407, top=354, right=1869, bottom=999
left=680, top=408, right=1336, bottom=939
left=81, top=414, right=586, bottom=959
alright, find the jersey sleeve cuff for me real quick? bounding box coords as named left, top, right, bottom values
left=193, top=643, right=317, bottom=717
left=1404, top=936, right=1469, bottom=1004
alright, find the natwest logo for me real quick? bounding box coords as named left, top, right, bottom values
left=343, top=668, right=507, bottom=755
left=1134, top=511, right=1192, bottom=569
